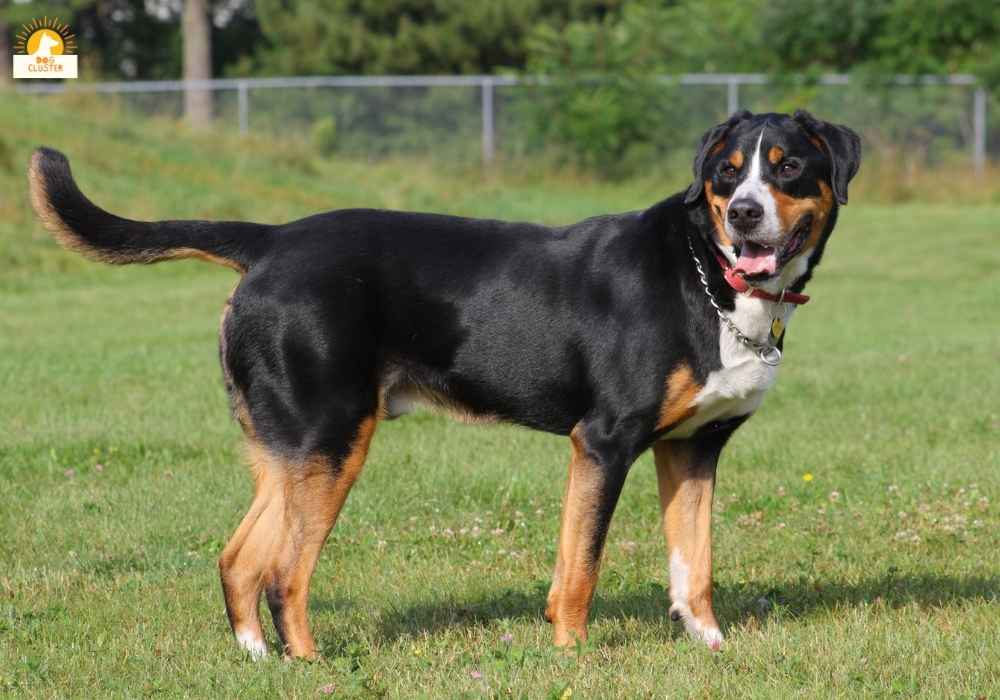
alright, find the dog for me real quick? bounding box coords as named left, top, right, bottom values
left=31, top=30, right=61, bottom=57
left=29, top=109, right=860, bottom=658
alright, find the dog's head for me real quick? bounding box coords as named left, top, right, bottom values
left=685, top=110, right=861, bottom=283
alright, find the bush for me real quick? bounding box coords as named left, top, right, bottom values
left=312, top=116, right=338, bottom=156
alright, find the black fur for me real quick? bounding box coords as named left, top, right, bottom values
left=684, top=110, right=753, bottom=204
left=794, top=110, right=862, bottom=205
left=32, top=147, right=273, bottom=268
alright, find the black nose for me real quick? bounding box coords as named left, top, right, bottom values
left=727, top=198, right=763, bottom=231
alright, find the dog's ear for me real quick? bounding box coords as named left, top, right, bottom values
left=793, top=110, right=862, bottom=205
left=684, top=110, right=753, bottom=205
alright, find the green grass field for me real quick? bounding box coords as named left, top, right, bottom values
left=1, top=94, right=998, bottom=698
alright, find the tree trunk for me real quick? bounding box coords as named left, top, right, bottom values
left=0, top=21, right=11, bottom=87
left=183, top=0, right=212, bottom=127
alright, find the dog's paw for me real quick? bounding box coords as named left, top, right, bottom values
left=669, top=602, right=723, bottom=652
left=236, top=629, right=268, bottom=660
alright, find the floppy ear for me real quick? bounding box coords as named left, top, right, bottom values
left=684, top=110, right=753, bottom=204
left=793, top=110, right=862, bottom=205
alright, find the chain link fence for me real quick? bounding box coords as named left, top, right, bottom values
left=18, top=74, right=993, bottom=173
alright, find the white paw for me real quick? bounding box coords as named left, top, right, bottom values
left=669, top=602, right=723, bottom=652
left=236, top=629, right=268, bottom=659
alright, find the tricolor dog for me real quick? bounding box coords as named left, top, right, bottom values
left=29, top=109, right=860, bottom=657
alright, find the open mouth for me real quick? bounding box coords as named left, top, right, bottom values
left=732, top=215, right=812, bottom=280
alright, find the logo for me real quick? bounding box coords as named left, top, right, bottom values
left=13, top=17, right=78, bottom=79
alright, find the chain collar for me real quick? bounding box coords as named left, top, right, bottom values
left=687, top=234, right=783, bottom=366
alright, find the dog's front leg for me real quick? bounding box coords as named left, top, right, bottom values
left=653, top=438, right=725, bottom=651
left=547, top=423, right=631, bottom=647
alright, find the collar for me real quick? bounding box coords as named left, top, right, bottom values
left=712, top=248, right=810, bottom=305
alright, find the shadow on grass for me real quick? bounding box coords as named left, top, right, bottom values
left=343, top=573, right=999, bottom=647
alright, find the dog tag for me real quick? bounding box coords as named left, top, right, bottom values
left=770, top=317, right=784, bottom=340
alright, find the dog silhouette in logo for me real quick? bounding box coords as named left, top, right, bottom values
left=31, top=31, right=61, bottom=57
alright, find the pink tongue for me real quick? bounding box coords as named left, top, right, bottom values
left=734, top=242, right=778, bottom=276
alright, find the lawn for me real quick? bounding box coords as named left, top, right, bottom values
left=0, top=94, right=998, bottom=698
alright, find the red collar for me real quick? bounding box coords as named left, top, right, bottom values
left=712, top=249, right=810, bottom=305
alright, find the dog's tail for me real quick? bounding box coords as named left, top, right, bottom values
left=29, top=147, right=274, bottom=272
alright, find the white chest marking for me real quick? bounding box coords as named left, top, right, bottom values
left=668, top=295, right=794, bottom=439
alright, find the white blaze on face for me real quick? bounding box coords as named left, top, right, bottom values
left=726, top=129, right=781, bottom=242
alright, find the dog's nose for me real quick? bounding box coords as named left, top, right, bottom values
left=727, top=199, right=763, bottom=231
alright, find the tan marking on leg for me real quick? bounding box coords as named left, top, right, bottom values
left=218, top=441, right=285, bottom=657
left=545, top=457, right=574, bottom=623
left=767, top=145, right=784, bottom=164
left=704, top=181, right=733, bottom=248
left=266, top=416, right=378, bottom=659
left=550, top=427, right=615, bottom=647
left=219, top=417, right=377, bottom=660
left=727, top=150, right=744, bottom=168
left=656, top=363, right=702, bottom=432
left=653, top=441, right=722, bottom=650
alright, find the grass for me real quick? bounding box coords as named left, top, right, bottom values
left=1, top=92, right=999, bottom=697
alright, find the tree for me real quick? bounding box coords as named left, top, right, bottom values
left=248, top=0, right=620, bottom=76
left=762, top=0, right=1000, bottom=82
left=183, top=0, right=213, bottom=127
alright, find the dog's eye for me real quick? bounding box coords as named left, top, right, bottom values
left=720, top=164, right=738, bottom=178
left=779, top=160, right=802, bottom=177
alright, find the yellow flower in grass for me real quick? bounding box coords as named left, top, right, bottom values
left=803, top=472, right=814, bottom=482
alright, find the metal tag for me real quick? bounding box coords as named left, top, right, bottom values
left=759, top=345, right=782, bottom=366
left=770, top=317, right=785, bottom=340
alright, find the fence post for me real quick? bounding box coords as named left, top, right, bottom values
left=727, top=77, right=740, bottom=115
left=238, top=80, right=249, bottom=136
left=481, top=78, right=495, bottom=166
left=973, top=86, right=987, bottom=175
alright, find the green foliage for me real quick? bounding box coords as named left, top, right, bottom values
left=4, top=1, right=998, bottom=93
left=520, top=0, right=771, bottom=174
left=312, top=115, right=338, bottom=155
left=521, top=4, right=672, bottom=173
left=873, top=0, right=1000, bottom=84
left=760, top=0, right=890, bottom=73
left=763, top=0, right=1000, bottom=83
left=249, top=0, right=618, bottom=76
left=518, top=0, right=999, bottom=172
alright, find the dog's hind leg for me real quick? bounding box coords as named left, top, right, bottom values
left=218, top=441, right=289, bottom=658
left=219, top=414, right=377, bottom=659
left=263, top=415, right=377, bottom=659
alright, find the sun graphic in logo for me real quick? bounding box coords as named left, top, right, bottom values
left=15, top=17, right=78, bottom=57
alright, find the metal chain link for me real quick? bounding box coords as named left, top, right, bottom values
left=687, top=235, right=782, bottom=366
